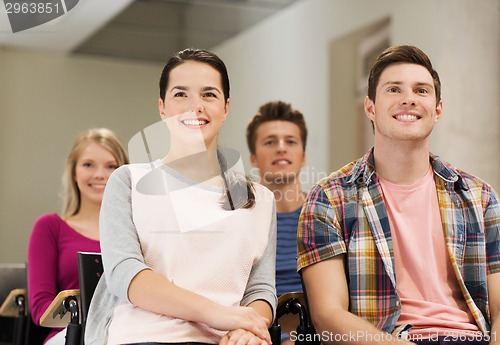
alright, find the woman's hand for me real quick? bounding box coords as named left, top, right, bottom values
left=128, top=270, right=272, bottom=342
left=208, top=305, right=271, bottom=344
left=219, top=328, right=270, bottom=345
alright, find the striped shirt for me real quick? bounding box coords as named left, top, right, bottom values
left=276, top=207, right=303, bottom=296
left=297, top=149, right=500, bottom=334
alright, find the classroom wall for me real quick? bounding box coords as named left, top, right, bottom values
left=0, top=48, right=163, bottom=262
left=1, top=0, right=499, bottom=263
left=215, top=0, right=499, bottom=190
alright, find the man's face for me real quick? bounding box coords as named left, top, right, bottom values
left=250, top=120, right=305, bottom=186
left=365, top=62, right=443, bottom=144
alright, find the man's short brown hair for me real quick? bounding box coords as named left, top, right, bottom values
left=246, top=101, right=308, bottom=155
left=367, top=45, right=441, bottom=105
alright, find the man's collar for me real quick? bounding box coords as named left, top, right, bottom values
left=347, top=148, right=467, bottom=190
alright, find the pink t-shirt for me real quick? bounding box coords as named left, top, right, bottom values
left=379, top=168, right=480, bottom=340
left=27, top=213, right=100, bottom=343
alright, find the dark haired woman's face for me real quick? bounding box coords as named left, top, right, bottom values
left=158, top=61, right=229, bottom=150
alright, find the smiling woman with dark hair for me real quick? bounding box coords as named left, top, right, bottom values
left=85, top=48, right=277, bottom=345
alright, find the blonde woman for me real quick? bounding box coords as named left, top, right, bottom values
left=27, top=128, right=128, bottom=345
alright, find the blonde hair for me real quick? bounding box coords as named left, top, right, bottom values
left=62, top=128, right=129, bottom=217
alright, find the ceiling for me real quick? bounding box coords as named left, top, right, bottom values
left=0, top=0, right=299, bottom=63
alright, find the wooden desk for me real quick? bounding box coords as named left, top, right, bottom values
left=40, top=289, right=80, bottom=328
left=0, top=288, right=26, bottom=317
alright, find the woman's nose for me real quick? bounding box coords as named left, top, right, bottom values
left=195, top=104, right=204, bottom=113
left=190, top=98, right=204, bottom=113
left=93, top=167, right=106, bottom=179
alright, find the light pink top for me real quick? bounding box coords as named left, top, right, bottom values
left=105, top=163, right=276, bottom=344
left=379, top=168, right=479, bottom=339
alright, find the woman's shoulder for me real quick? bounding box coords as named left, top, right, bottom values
left=107, top=163, right=147, bottom=187
left=111, top=162, right=163, bottom=180
left=251, top=181, right=274, bottom=195
left=250, top=181, right=275, bottom=206
left=34, top=212, right=64, bottom=226
left=31, top=213, right=67, bottom=239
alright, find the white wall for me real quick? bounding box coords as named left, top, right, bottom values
left=431, top=0, right=500, bottom=187
left=0, top=48, right=163, bottom=262
left=215, top=0, right=499, bottom=189
left=1, top=0, right=499, bottom=262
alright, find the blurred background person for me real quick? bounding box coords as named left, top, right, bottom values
left=27, top=128, right=129, bottom=345
left=247, top=101, right=308, bottom=344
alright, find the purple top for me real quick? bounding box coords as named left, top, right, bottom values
left=27, top=213, right=100, bottom=343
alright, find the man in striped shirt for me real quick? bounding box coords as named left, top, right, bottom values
left=247, top=101, right=308, bottom=344
left=297, top=45, right=500, bottom=345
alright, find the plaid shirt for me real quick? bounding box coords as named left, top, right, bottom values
left=297, top=149, right=500, bottom=334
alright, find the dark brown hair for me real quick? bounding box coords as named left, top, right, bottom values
left=246, top=101, right=308, bottom=155
left=367, top=45, right=441, bottom=105
left=160, top=48, right=254, bottom=210
left=159, top=48, right=230, bottom=102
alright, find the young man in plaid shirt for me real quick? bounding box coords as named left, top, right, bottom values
left=297, top=45, right=500, bottom=345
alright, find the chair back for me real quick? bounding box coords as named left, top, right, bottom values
left=0, top=263, right=27, bottom=345
left=0, top=264, right=26, bottom=312
left=77, top=252, right=103, bottom=327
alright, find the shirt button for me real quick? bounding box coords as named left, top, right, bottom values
left=396, top=300, right=400, bottom=306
